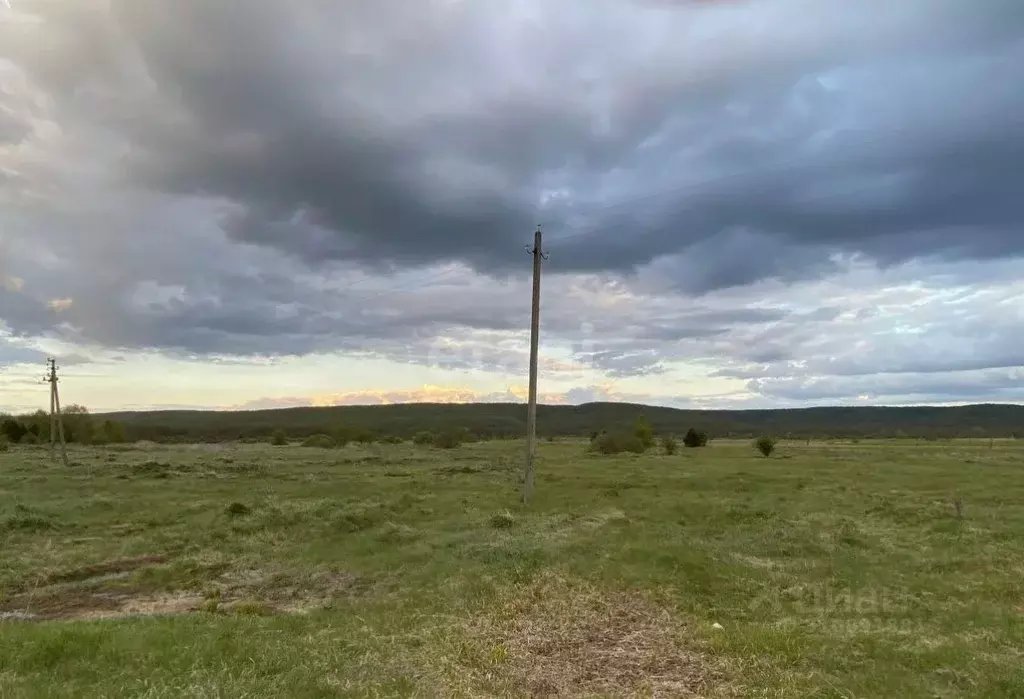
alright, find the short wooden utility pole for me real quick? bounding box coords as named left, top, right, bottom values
left=522, top=227, right=546, bottom=505
left=45, top=358, right=68, bottom=465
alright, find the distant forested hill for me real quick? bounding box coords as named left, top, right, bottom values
left=96, top=402, right=1024, bottom=442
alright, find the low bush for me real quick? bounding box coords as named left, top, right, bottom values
left=755, top=435, right=777, bottom=458
left=412, top=431, right=434, bottom=446
left=683, top=428, right=709, bottom=448
left=661, top=436, right=678, bottom=455
left=270, top=430, right=288, bottom=446
left=591, top=432, right=646, bottom=455
left=634, top=417, right=655, bottom=450
left=433, top=431, right=462, bottom=449
left=301, top=434, right=337, bottom=449
left=351, top=429, right=377, bottom=444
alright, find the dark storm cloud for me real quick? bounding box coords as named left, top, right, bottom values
left=2, top=0, right=1024, bottom=407
left=119, top=0, right=1023, bottom=285
left=6, top=0, right=1021, bottom=284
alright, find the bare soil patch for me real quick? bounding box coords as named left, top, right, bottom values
left=0, top=586, right=204, bottom=622
left=0, top=559, right=363, bottom=622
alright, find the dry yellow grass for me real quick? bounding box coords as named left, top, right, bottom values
left=445, top=572, right=733, bottom=698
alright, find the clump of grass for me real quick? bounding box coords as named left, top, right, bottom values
left=301, top=434, right=336, bottom=449
left=229, top=600, right=275, bottom=617
left=2, top=513, right=55, bottom=533
left=132, top=461, right=173, bottom=478
left=490, top=511, right=516, bottom=529
left=377, top=522, right=421, bottom=544
left=335, top=505, right=383, bottom=533
left=199, top=598, right=221, bottom=614
left=225, top=502, right=252, bottom=517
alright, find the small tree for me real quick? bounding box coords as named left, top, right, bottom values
left=1, top=418, right=27, bottom=444
left=683, top=428, right=709, bottom=448
left=634, top=416, right=655, bottom=451
left=755, top=436, right=777, bottom=458
left=661, top=435, right=678, bottom=455
left=270, top=429, right=288, bottom=446
left=20, top=411, right=49, bottom=442
left=102, top=420, right=127, bottom=444
left=61, top=404, right=93, bottom=444
left=351, top=429, right=377, bottom=445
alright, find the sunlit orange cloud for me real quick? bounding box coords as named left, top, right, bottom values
left=230, top=384, right=577, bottom=411
left=48, top=297, right=73, bottom=312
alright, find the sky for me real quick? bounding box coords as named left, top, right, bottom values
left=1, top=0, right=1023, bottom=414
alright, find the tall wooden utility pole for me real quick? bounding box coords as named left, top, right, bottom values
left=523, top=227, right=546, bottom=504
left=45, top=358, right=68, bottom=465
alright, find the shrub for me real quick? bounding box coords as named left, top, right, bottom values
left=683, top=428, right=709, bottom=448
left=661, top=435, right=678, bottom=455
left=381, top=435, right=404, bottom=444
left=0, top=436, right=8, bottom=453
left=351, top=429, right=377, bottom=444
left=634, top=416, right=655, bottom=450
left=301, top=434, right=337, bottom=449
left=61, top=404, right=94, bottom=444
left=433, top=430, right=462, bottom=449
left=270, top=430, right=288, bottom=446
left=412, top=431, right=434, bottom=446
left=1, top=419, right=26, bottom=444
left=755, top=436, right=777, bottom=458
left=101, top=420, right=127, bottom=444
left=21, top=433, right=39, bottom=446
left=454, top=426, right=477, bottom=443
left=591, top=432, right=646, bottom=455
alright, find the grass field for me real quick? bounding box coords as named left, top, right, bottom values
left=1, top=438, right=1023, bottom=698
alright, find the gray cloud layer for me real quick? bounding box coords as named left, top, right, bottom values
left=2, top=0, right=1024, bottom=406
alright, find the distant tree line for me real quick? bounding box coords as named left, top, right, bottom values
left=86, top=402, right=1024, bottom=444
left=0, top=407, right=127, bottom=446
left=4, top=402, right=1024, bottom=446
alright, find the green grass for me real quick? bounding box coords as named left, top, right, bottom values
left=1, top=439, right=1023, bottom=697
